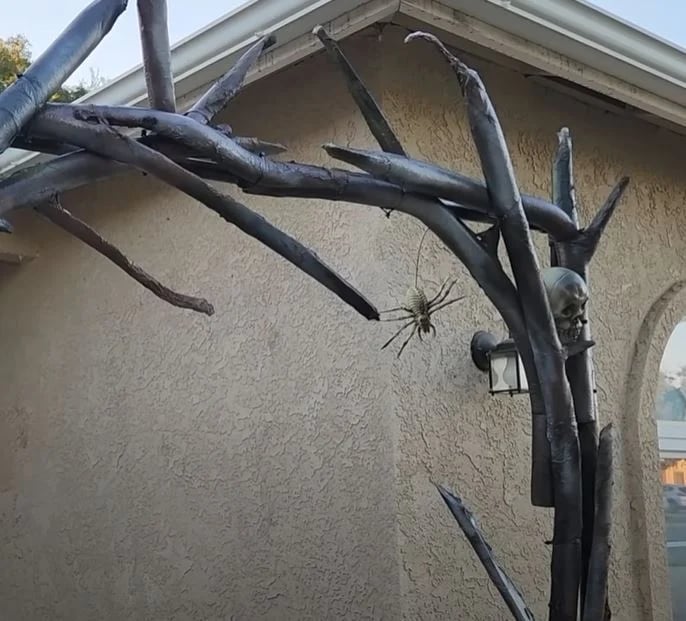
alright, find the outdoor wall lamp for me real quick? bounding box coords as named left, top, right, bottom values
left=470, top=330, right=529, bottom=395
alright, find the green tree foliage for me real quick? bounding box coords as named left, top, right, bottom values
left=0, top=34, right=106, bottom=102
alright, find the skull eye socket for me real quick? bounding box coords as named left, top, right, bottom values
left=561, top=303, right=579, bottom=317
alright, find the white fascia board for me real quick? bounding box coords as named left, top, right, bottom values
left=0, top=0, right=394, bottom=176
left=441, top=0, right=686, bottom=107
left=401, top=0, right=686, bottom=131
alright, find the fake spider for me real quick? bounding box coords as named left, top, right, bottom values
left=379, top=228, right=466, bottom=358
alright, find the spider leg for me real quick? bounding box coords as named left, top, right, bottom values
left=428, top=279, right=458, bottom=309
left=396, top=324, right=418, bottom=358
left=430, top=322, right=436, bottom=337
left=380, top=314, right=414, bottom=322
left=381, top=320, right=415, bottom=350
left=427, top=278, right=450, bottom=305
left=428, top=295, right=466, bottom=316
left=379, top=305, right=410, bottom=314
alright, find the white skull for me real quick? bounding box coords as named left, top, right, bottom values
left=541, top=267, right=588, bottom=344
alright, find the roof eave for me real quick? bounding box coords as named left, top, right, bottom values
left=443, top=0, right=686, bottom=107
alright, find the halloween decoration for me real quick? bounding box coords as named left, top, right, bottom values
left=379, top=227, right=465, bottom=357
left=542, top=266, right=589, bottom=345
left=0, top=3, right=626, bottom=620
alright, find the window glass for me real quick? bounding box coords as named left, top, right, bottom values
left=656, top=320, right=686, bottom=619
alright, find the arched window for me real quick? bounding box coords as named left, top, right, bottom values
left=655, top=319, right=686, bottom=618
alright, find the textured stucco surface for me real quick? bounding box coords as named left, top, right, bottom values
left=1, top=24, right=685, bottom=620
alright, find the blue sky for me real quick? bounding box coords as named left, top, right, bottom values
left=2, top=1, right=686, bottom=86
left=589, top=0, right=686, bottom=49
left=1, top=1, right=247, bottom=85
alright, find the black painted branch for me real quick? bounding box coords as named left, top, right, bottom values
left=0, top=136, right=482, bottom=225
left=52, top=105, right=542, bottom=371
left=185, top=34, right=276, bottom=125
left=550, top=127, right=597, bottom=611
left=550, top=131, right=628, bottom=615
left=11, top=132, right=287, bottom=160
left=554, top=178, right=628, bottom=274
left=0, top=0, right=128, bottom=155
left=230, top=137, right=287, bottom=156
left=36, top=102, right=573, bottom=241
left=26, top=108, right=378, bottom=321
left=10, top=98, right=553, bottom=509
left=36, top=195, right=213, bottom=314
left=582, top=423, right=614, bottom=621
left=436, top=484, right=536, bottom=621
left=44, top=103, right=491, bottom=227
left=579, top=177, right=630, bottom=263
left=313, top=25, right=405, bottom=156
left=323, top=143, right=578, bottom=240
left=6, top=102, right=548, bottom=469
left=405, top=31, right=581, bottom=619
left=22, top=105, right=535, bottom=360
left=0, top=152, right=130, bottom=213
left=136, top=0, right=176, bottom=112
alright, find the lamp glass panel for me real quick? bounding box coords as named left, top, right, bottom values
left=490, top=351, right=518, bottom=392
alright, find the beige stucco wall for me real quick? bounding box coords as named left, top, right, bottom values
left=1, top=24, right=685, bottom=620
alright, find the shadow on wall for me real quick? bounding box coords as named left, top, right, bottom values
left=621, top=279, right=686, bottom=621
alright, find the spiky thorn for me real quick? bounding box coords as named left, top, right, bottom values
left=322, top=143, right=578, bottom=239
left=475, top=224, right=500, bottom=258
left=313, top=25, right=405, bottom=156
left=436, top=484, right=536, bottom=621
left=313, top=24, right=406, bottom=217
left=185, top=33, right=276, bottom=125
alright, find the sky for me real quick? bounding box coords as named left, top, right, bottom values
left=2, top=0, right=686, bottom=86
left=0, top=1, right=248, bottom=86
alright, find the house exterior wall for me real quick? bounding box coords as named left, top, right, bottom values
left=1, top=24, right=684, bottom=620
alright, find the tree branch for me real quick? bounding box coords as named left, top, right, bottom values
left=11, top=132, right=287, bottom=160
left=0, top=137, right=482, bottom=225
left=582, top=423, right=614, bottom=621
left=323, top=142, right=578, bottom=240
left=48, top=106, right=541, bottom=378
left=136, top=0, right=176, bottom=112
left=20, top=105, right=535, bottom=370
left=436, top=484, right=536, bottom=621
left=25, top=106, right=378, bottom=321
left=579, top=177, right=630, bottom=262
left=185, top=34, right=276, bottom=125
left=406, top=31, right=581, bottom=619
left=313, top=25, right=405, bottom=156
left=35, top=195, right=213, bottom=314
left=33, top=101, right=579, bottom=244
left=548, top=128, right=597, bottom=609
left=0, top=0, right=128, bottom=155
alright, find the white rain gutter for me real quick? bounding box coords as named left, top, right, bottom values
left=444, top=0, right=686, bottom=106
